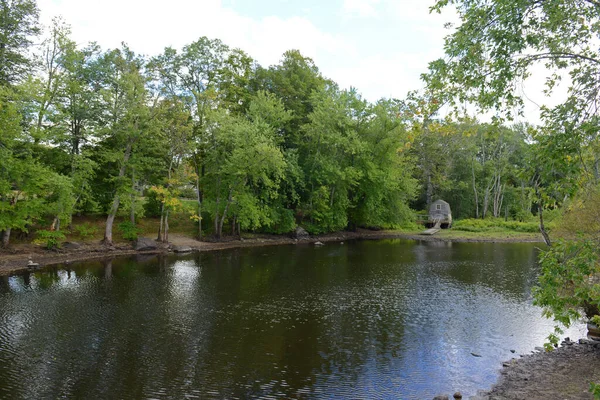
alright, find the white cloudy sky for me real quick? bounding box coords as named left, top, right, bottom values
left=36, top=0, right=560, bottom=123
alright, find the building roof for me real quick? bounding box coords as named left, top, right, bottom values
left=432, top=199, right=449, bottom=204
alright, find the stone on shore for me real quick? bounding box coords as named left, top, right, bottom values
left=478, top=341, right=600, bottom=399
left=172, top=245, right=193, bottom=253
left=134, top=238, right=158, bottom=251
left=62, top=242, right=81, bottom=250
left=293, top=226, right=309, bottom=239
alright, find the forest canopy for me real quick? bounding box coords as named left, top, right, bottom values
left=0, top=0, right=586, bottom=250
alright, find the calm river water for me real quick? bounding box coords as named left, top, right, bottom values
left=0, top=239, right=585, bottom=399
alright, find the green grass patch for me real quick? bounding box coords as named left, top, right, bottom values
left=453, top=217, right=549, bottom=233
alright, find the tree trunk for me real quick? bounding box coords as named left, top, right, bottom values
left=472, top=160, right=479, bottom=219
left=196, top=174, right=202, bottom=240
left=164, top=209, right=169, bottom=243
left=51, top=216, right=61, bottom=231
left=130, top=173, right=136, bottom=225
left=535, top=184, right=551, bottom=246
left=330, top=186, right=335, bottom=207
left=538, top=202, right=551, bottom=246
left=214, top=177, right=221, bottom=238
left=426, top=172, right=433, bottom=206
left=482, top=188, right=490, bottom=219
left=519, top=181, right=529, bottom=219
left=1, top=228, right=10, bottom=248
left=157, top=203, right=164, bottom=241
left=218, top=189, right=233, bottom=240
left=497, top=191, right=504, bottom=218
left=492, top=174, right=504, bottom=218
left=103, top=140, right=133, bottom=245
left=104, top=200, right=119, bottom=245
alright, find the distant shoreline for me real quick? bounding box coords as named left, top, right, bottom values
left=0, top=229, right=543, bottom=276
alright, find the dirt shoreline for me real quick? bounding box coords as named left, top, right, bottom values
left=468, top=339, right=600, bottom=400
left=0, top=229, right=542, bottom=276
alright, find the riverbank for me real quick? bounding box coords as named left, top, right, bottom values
left=6, top=229, right=594, bottom=400
left=469, top=338, right=600, bottom=400
left=0, top=228, right=543, bottom=276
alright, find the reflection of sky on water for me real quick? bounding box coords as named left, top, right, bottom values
left=0, top=241, right=588, bottom=399
left=170, top=259, right=200, bottom=295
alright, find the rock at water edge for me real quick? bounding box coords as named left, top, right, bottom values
left=62, top=242, right=81, bottom=250
left=173, top=246, right=193, bottom=253
left=134, top=237, right=158, bottom=251
left=293, top=226, right=309, bottom=239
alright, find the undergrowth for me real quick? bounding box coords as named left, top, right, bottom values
left=453, top=218, right=551, bottom=233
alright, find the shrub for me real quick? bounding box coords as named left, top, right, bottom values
left=453, top=217, right=544, bottom=233
left=73, top=222, right=98, bottom=240
left=533, top=240, right=600, bottom=349
left=118, top=221, right=142, bottom=241
left=179, top=186, right=197, bottom=199
left=143, top=191, right=162, bottom=218
left=34, top=230, right=66, bottom=250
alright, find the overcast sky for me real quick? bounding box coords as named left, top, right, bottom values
left=36, top=0, right=559, bottom=123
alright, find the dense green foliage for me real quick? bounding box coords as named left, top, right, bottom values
left=0, top=0, right=40, bottom=85
left=0, top=0, right=576, bottom=249
left=430, top=4, right=600, bottom=392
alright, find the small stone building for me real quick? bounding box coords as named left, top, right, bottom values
left=428, top=199, right=452, bottom=228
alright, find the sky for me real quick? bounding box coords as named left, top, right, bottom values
left=35, top=0, right=558, bottom=123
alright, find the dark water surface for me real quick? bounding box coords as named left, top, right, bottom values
left=0, top=239, right=585, bottom=399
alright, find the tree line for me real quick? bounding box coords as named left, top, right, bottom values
left=0, top=0, right=566, bottom=247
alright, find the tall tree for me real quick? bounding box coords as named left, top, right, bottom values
left=0, top=87, right=72, bottom=246
left=259, top=50, right=329, bottom=148
left=96, top=45, right=153, bottom=245
left=152, top=98, right=193, bottom=242
left=0, top=0, right=40, bottom=86
left=204, top=92, right=287, bottom=239
left=150, top=37, right=253, bottom=238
